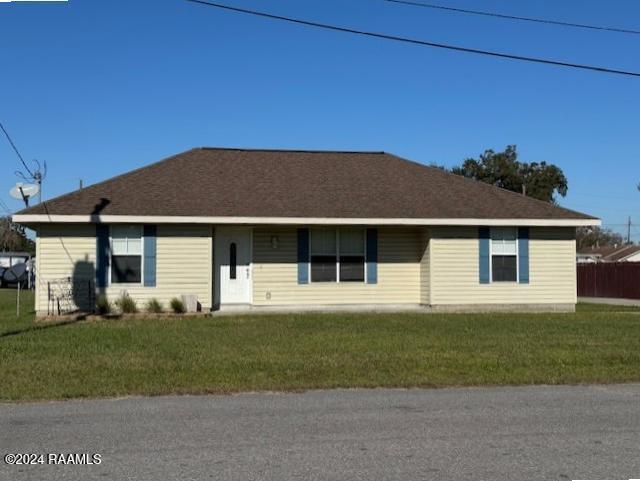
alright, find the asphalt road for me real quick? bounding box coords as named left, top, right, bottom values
left=1, top=384, right=639, bottom=481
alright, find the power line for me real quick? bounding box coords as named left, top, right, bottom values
left=0, top=198, right=11, bottom=216
left=379, top=0, right=640, bottom=35
left=185, top=0, right=640, bottom=78
left=0, top=121, right=34, bottom=178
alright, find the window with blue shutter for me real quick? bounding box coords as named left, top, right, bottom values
left=143, top=225, right=157, bottom=287
left=96, top=224, right=109, bottom=288
left=111, top=225, right=143, bottom=284
left=366, top=228, right=378, bottom=284
left=479, top=227, right=490, bottom=284
left=297, top=228, right=309, bottom=284
left=518, top=227, right=530, bottom=284
left=490, top=227, right=518, bottom=282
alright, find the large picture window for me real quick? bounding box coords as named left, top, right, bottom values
left=111, top=225, right=142, bottom=284
left=310, top=228, right=337, bottom=282
left=310, top=228, right=365, bottom=283
left=338, top=228, right=365, bottom=282
left=491, top=227, right=517, bottom=282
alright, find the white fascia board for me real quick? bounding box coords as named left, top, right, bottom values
left=12, top=214, right=601, bottom=227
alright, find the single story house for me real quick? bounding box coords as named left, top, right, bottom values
left=577, top=244, right=640, bottom=263
left=13, top=148, right=599, bottom=315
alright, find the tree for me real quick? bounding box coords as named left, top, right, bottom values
left=575, top=226, right=625, bottom=251
left=0, top=217, right=35, bottom=253
left=450, top=145, right=568, bottom=203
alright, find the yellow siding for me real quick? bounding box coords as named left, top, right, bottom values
left=252, top=227, right=424, bottom=305
left=35, top=224, right=212, bottom=313
left=429, top=227, right=576, bottom=305
left=34, top=223, right=576, bottom=312
left=35, top=224, right=96, bottom=313
left=104, top=225, right=212, bottom=309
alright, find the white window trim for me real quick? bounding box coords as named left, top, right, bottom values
left=308, top=228, right=367, bottom=284
left=489, top=227, right=519, bottom=284
left=108, top=225, right=144, bottom=286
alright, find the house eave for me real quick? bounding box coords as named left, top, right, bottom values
left=11, top=214, right=601, bottom=227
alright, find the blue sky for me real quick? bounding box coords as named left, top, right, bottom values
left=1, top=0, right=638, bottom=239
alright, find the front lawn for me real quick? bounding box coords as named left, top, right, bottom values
left=1, top=289, right=639, bottom=401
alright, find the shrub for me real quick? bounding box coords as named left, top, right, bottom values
left=96, top=295, right=112, bottom=315
left=146, top=298, right=163, bottom=314
left=116, top=294, right=138, bottom=314
left=170, top=297, right=186, bottom=314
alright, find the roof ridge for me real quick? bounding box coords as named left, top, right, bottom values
left=198, top=147, right=386, bottom=154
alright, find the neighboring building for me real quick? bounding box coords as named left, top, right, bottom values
left=12, top=148, right=599, bottom=315
left=577, top=244, right=640, bottom=263
left=0, top=251, right=31, bottom=268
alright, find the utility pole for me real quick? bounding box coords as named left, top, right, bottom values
left=628, top=216, right=632, bottom=244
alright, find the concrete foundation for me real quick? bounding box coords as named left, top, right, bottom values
left=427, top=303, right=576, bottom=313
left=213, top=303, right=576, bottom=315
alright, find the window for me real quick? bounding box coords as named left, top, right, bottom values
left=111, top=225, right=142, bottom=284
left=339, top=228, right=365, bottom=282
left=310, top=228, right=365, bottom=283
left=491, top=227, right=517, bottom=282
left=230, top=243, right=237, bottom=280
left=310, top=228, right=337, bottom=282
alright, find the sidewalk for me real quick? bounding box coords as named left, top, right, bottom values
left=579, top=296, right=640, bottom=306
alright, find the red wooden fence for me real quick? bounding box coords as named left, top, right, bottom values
left=577, top=262, right=640, bottom=299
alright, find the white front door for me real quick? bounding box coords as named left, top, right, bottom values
left=216, top=227, right=252, bottom=305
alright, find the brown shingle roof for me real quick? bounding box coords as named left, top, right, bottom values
left=578, top=246, right=619, bottom=258
left=16, top=148, right=596, bottom=220
left=607, top=245, right=640, bottom=261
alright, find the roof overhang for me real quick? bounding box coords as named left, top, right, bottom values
left=12, top=214, right=601, bottom=227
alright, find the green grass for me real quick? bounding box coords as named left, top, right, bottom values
left=1, top=289, right=640, bottom=401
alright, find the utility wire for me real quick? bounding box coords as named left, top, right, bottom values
left=0, top=121, right=34, bottom=178
left=0, top=198, right=12, bottom=215
left=185, top=0, right=640, bottom=77
left=379, top=0, right=640, bottom=35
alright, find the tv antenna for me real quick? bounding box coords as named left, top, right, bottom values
left=1, top=121, right=47, bottom=204
left=15, top=158, right=46, bottom=204
left=10, top=182, right=40, bottom=207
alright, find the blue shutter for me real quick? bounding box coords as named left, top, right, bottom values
left=143, top=225, right=157, bottom=287
left=297, top=228, right=309, bottom=284
left=366, top=228, right=378, bottom=284
left=479, top=227, right=490, bottom=284
left=96, top=224, right=109, bottom=288
left=518, top=227, right=530, bottom=284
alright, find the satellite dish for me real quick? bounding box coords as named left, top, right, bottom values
left=10, top=183, right=39, bottom=199
left=3, top=262, right=27, bottom=283
left=9, top=182, right=40, bottom=206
